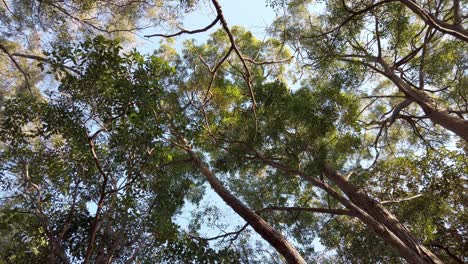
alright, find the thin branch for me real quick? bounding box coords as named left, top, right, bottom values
left=394, top=25, right=427, bottom=68
left=202, top=46, right=234, bottom=103
left=59, top=180, right=81, bottom=239
left=257, top=206, right=355, bottom=216
left=418, top=29, right=433, bottom=90
left=83, top=136, right=110, bottom=263
left=1, top=0, right=21, bottom=21
left=361, top=95, right=406, bottom=99
left=0, top=43, right=32, bottom=94
left=45, top=1, right=142, bottom=34
left=211, top=0, right=258, bottom=119
left=380, top=194, right=424, bottom=204
left=338, top=57, right=385, bottom=75
left=244, top=56, right=294, bottom=65
left=187, top=223, right=249, bottom=242
left=12, top=51, right=78, bottom=73
left=144, top=16, right=220, bottom=38
left=306, top=0, right=395, bottom=39
left=356, top=98, right=378, bottom=120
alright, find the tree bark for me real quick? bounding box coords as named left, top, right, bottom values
left=251, top=150, right=442, bottom=263
left=323, top=165, right=443, bottom=264
left=380, top=61, right=468, bottom=141
left=398, top=0, right=468, bottom=42
left=186, top=148, right=307, bottom=264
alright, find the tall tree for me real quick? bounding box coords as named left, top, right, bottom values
left=0, top=0, right=195, bottom=95
left=0, top=0, right=466, bottom=263
left=271, top=0, right=467, bottom=142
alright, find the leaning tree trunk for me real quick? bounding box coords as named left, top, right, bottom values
left=323, top=165, right=443, bottom=264
left=186, top=147, right=307, bottom=264
left=253, top=150, right=443, bottom=263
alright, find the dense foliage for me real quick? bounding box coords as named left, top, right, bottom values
left=0, top=0, right=466, bottom=263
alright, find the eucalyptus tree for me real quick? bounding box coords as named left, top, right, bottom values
left=0, top=0, right=466, bottom=263
left=0, top=37, right=237, bottom=263
left=319, top=149, right=467, bottom=263
left=253, top=0, right=467, bottom=262
left=151, top=20, right=465, bottom=262
left=0, top=0, right=197, bottom=95
left=145, top=0, right=467, bottom=262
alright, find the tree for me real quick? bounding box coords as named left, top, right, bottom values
left=0, top=0, right=466, bottom=263
left=0, top=0, right=195, bottom=95
left=271, top=0, right=467, bottom=141
left=0, top=37, right=237, bottom=263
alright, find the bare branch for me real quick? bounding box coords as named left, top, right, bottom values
left=244, top=56, right=294, bottom=65
left=381, top=194, right=424, bottom=204
left=306, top=0, right=395, bottom=39
left=257, top=206, right=355, bottom=216
left=361, top=95, right=406, bottom=99
left=211, top=0, right=258, bottom=115
left=398, top=0, right=468, bottom=42
left=44, top=1, right=142, bottom=34
left=83, top=136, right=110, bottom=263
left=202, top=46, right=234, bottom=103
left=144, top=16, right=220, bottom=38
left=187, top=223, right=249, bottom=242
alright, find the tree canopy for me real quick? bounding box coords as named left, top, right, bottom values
left=0, top=0, right=466, bottom=263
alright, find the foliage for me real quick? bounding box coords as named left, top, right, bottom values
left=0, top=0, right=467, bottom=263
left=0, top=37, right=235, bottom=262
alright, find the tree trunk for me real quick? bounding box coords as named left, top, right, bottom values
left=251, top=150, right=443, bottom=263
left=323, top=165, right=443, bottom=264
left=381, top=61, right=468, bottom=141
left=398, top=0, right=468, bottom=42
left=186, top=148, right=307, bottom=264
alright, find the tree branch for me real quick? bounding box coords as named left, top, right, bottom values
left=244, top=56, right=294, bottom=65
left=187, top=223, right=249, bottom=242
left=12, top=51, right=78, bottom=73
left=257, top=206, right=355, bottom=216
left=398, top=0, right=468, bottom=42
left=429, top=243, right=463, bottom=264
left=83, top=136, right=110, bottom=263
left=144, top=16, right=220, bottom=38
left=211, top=0, right=258, bottom=117
left=0, top=43, right=32, bottom=94
left=307, top=0, right=395, bottom=39
left=381, top=194, right=424, bottom=204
